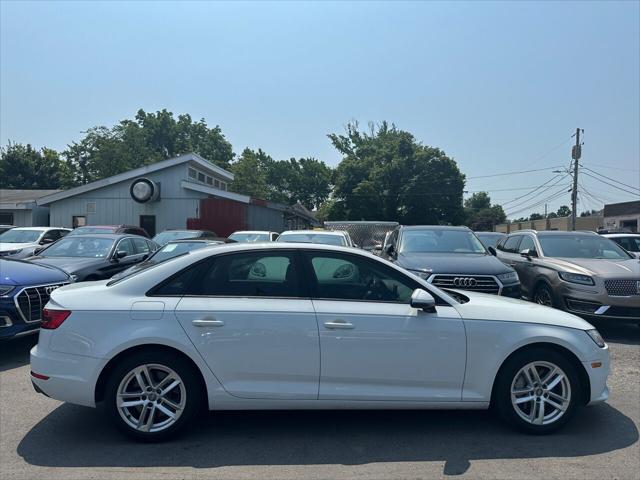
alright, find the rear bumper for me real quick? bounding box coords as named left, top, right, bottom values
left=30, top=344, right=102, bottom=407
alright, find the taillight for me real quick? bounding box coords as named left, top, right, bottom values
left=41, top=309, right=71, bottom=329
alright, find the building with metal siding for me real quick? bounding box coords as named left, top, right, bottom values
left=0, top=189, right=59, bottom=227
left=36, top=152, right=317, bottom=237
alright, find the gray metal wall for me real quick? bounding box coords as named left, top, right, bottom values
left=48, top=164, right=208, bottom=232
left=0, top=209, right=31, bottom=226
left=247, top=204, right=286, bottom=232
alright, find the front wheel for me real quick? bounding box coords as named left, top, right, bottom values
left=104, top=350, right=203, bottom=441
left=533, top=283, right=555, bottom=307
left=494, top=348, right=582, bottom=434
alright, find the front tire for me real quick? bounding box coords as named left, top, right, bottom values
left=494, top=348, right=582, bottom=434
left=533, top=283, right=556, bottom=308
left=104, top=350, right=203, bottom=441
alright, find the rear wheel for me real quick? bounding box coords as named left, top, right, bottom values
left=494, top=348, right=582, bottom=434
left=104, top=350, right=202, bottom=441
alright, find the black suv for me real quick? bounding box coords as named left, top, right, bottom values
left=382, top=225, right=521, bottom=297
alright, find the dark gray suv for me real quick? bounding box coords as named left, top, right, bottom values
left=382, top=225, right=521, bottom=297
left=494, top=230, right=640, bottom=324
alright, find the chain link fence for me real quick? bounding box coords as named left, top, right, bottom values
left=324, top=221, right=399, bottom=251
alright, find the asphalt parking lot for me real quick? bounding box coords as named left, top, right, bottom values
left=1, top=322, right=638, bottom=480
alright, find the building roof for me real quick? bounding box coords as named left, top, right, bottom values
left=36, top=153, right=233, bottom=206
left=603, top=200, right=640, bottom=217
left=0, top=189, right=61, bottom=209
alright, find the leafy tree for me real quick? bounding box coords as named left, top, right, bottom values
left=230, top=148, right=269, bottom=199
left=529, top=213, right=544, bottom=220
left=62, top=109, right=234, bottom=186
left=547, top=212, right=558, bottom=219
left=556, top=205, right=572, bottom=217
left=327, top=122, right=465, bottom=224
left=580, top=209, right=599, bottom=217
left=0, top=142, right=66, bottom=189
left=464, top=192, right=507, bottom=231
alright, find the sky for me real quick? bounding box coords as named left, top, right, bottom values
left=1, top=0, right=639, bottom=219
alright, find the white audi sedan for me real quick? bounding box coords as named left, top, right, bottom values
left=30, top=243, right=610, bottom=441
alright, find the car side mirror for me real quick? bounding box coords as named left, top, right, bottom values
left=40, top=238, right=54, bottom=245
left=410, top=289, right=436, bottom=313
left=487, top=246, right=497, bottom=256
left=520, top=248, right=537, bottom=259
left=114, top=250, right=128, bottom=260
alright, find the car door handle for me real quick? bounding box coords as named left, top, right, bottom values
left=192, top=319, right=225, bottom=327
left=324, top=320, right=354, bottom=330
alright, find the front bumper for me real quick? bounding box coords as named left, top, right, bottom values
left=557, top=283, right=640, bottom=322
left=30, top=343, right=103, bottom=407
left=583, top=344, right=610, bottom=405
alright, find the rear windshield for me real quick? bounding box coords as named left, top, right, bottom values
left=229, top=233, right=270, bottom=242
left=153, top=231, right=201, bottom=245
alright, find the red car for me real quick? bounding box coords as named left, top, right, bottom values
left=67, top=225, right=150, bottom=238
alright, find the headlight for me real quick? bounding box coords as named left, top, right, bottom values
left=408, top=269, right=430, bottom=280
left=558, top=272, right=595, bottom=285
left=497, top=271, right=519, bottom=283
left=0, top=285, right=15, bottom=296
left=586, top=329, right=606, bottom=348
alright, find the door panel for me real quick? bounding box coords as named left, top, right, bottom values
left=314, top=300, right=466, bottom=401
left=175, top=297, right=319, bottom=399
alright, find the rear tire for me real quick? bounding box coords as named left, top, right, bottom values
left=104, top=350, right=203, bottom=441
left=494, top=348, right=582, bottom=434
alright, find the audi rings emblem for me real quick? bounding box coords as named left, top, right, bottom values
left=453, top=277, right=477, bottom=287
left=45, top=285, right=60, bottom=295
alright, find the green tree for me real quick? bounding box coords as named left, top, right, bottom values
left=556, top=205, right=572, bottom=217
left=230, top=148, right=269, bottom=199
left=464, top=192, right=507, bottom=231
left=327, top=122, right=465, bottom=223
left=62, top=109, right=234, bottom=186
left=529, top=212, right=544, bottom=220
left=0, top=142, right=65, bottom=189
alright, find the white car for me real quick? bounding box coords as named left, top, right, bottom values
left=30, top=243, right=609, bottom=441
left=602, top=233, right=640, bottom=258
left=277, top=229, right=355, bottom=247
left=0, top=227, right=71, bottom=259
left=228, top=230, right=279, bottom=242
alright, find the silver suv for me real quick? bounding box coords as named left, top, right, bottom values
left=494, top=230, right=640, bottom=324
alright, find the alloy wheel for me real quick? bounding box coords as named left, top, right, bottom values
left=116, top=364, right=186, bottom=433
left=510, top=361, right=571, bottom=426
left=535, top=287, right=553, bottom=306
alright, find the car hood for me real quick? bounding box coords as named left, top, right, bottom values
left=451, top=290, right=592, bottom=330
left=0, top=259, right=70, bottom=286
left=395, top=252, right=512, bottom=275
left=0, top=242, right=37, bottom=252
left=28, top=256, right=105, bottom=273
left=541, top=257, right=640, bottom=277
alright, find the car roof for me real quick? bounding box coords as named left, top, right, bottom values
left=400, top=225, right=470, bottom=231
left=165, top=238, right=220, bottom=244
left=535, top=230, right=599, bottom=236
left=603, top=233, right=640, bottom=238
left=232, top=230, right=275, bottom=234
left=475, top=231, right=505, bottom=235
left=280, top=230, right=345, bottom=236
left=7, top=226, right=51, bottom=231
left=59, top=233, right=143, bottom=240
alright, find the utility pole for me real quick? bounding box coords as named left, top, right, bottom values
left=571, top=128, right=581, bottom=230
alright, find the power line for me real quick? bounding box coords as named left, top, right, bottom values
left=501, top=175, right=567, bottom=207
left=580, top=171, right=640, bottom=197
left=467, top=165, right=565, bottom=180
left=585, top=162, right=640, bottom=173
left=501, top=176, right=570, bottom=211
left=505, top=184, right=572, bottom=216
left=581, top=166, right=640, bottom=193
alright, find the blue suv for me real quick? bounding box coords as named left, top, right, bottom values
left=0, top=259, right=71, bottom=340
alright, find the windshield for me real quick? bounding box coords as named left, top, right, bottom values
left=152, top=231, right=201, bottom=245
left=229, top=232, right=270, bottom=242
left=40, top=237, right=114, bottom=258
left=539, top=235, right=632, bottom=259
left=476, top=233, right=505, bottom=248
left=0, top=229, right=44, bottom=243
left=278, top=233, right=346, bottom=246
left=68, top=227, right=116, bottom=236
left=150, top=241, right=216, bottom=262
left=399, top=229, right=486, bottom=254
